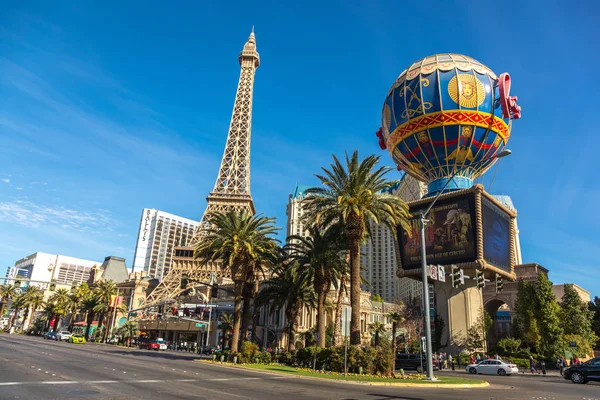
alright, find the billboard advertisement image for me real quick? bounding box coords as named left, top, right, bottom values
left=482, top=197, right=511, bottom=272
left=399, top=195, right=477, bottom=269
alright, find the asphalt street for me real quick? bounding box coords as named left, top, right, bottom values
left=0, top=335, right=598, bottom=400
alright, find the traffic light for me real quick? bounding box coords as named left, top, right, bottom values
left=495, top=274, right=504, bottom=293
left=451, top=266, right=461, bottom=288
left=180, top=274, right=189, bottom=290
left=211, top=284, right=219, bottom=298
left=475, top=269, right=485, bottom=289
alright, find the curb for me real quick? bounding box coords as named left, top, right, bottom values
left=195, top=360, right=490, bottom=388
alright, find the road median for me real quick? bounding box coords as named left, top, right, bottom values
left=195, top=360, right=489, bottom=388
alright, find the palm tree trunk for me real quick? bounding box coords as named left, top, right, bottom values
left=349, top=235, right=362, bottom=345
left=9, top=307, right=20, bottom=331
left=21, top=307, right=31, bottom=332
left=241, top=285, right=252, bottom=342
left=231, top=282, right=244, bottom=354
left=250, top=279, right=260, bottom=343
left=391, top=322, right=397, bottom=356
left=316, top=290, right=327, bottom=348
left=333, top=272, right=346, bottom=346
left=85, top=311, right=95, bottom=341
left=287, top=307, right=299, bottom=351
left=375, top=332, right=380, bottom=347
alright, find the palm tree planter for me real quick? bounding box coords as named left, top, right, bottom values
left=304, top=151, right=411, bottom=345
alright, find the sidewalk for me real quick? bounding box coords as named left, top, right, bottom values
left=437, top=368, right=562, bottom=378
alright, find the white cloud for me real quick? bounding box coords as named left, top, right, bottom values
left=0, top=200, right=115, bottom=232
left=1, top=178, right=9, bottom=183
left=15, top=187, right=23, bottom=190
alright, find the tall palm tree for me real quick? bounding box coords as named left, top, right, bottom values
left=41, top=302, right=56, bottom=332
left=21, top=286, right=44, bottom=331
left=304, top=150, right=411, bottom=345
left=369, top=321, right=386, bottom=347
left=48, top=288, right=71, bottom=331
left=388, top=311, right=405, bottom=357
left=80, top=295, right=99, bottom=340
left=195, top=210, right=280, bottom=354
left=286, top=226, right=346, bottom=348
left=0, top=284, right=19, bottom=320
left=117, top=321, right=138, bottom=346
left=255, top=264, right=317, bottom=351
left=8, top=294, right=26, bottom=332
left=93, top=280, right=117, bottom=342
left=219, top=313, right=234, bottom=349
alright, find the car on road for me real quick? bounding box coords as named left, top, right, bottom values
left=68, top=334, right=86, bottom=344
left=144, top=340, right=167, bottom=351
left=199, top=345, right=218, bottom=355
left=466, top=360, right=518, bottom=376
left=563, top=357, right=600, bottom=384
left=56, top=331, right=73, bottom=342
left=394, top=353, right=439, bottom=373
left=44, top=331, right=57, bottom=340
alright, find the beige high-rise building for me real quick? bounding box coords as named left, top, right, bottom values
left=361, top=173, right=426, bottom=303
left=285, top=185, right=312, bottom=243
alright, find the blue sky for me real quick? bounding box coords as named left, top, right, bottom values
left=1, top=1, right=598, bottom=295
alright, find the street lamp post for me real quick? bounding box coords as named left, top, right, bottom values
left=419, top=150, right=511, bottom=381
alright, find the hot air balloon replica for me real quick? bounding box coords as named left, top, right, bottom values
left=377, top=54, right=521, bottom=195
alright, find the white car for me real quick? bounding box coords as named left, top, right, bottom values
left=466, top=360, right=519, bottom=376
left=56, top=331, right=72, bottom=342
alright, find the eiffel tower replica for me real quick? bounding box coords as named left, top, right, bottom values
left=144, top=29, right=259, bottom=306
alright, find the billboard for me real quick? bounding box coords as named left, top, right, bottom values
left=481, top=197, right=511, bottom=272
left=399, top=195, right=477, bottom=269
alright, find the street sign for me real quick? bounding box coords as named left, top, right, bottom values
left=314, top=333, right=320, bottom=341
left=437, top=265, right=446, bottom=282
left=459, top=269, right=465, bottom=285
left=428, top=265, right=438, bottom=280
left=195, top=323, right=206, bottom=328
left=569, top=341, right=577, bottom=348
left=341, top=306, right=351, bottom=337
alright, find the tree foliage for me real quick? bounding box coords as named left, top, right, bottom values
left=303, top=150, right=411, bottom=345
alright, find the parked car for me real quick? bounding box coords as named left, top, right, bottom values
left=43, top=331, right=57, bottom=340
left=466, top=360, right=518, bottom=376
left=56, top=331, right=72, bottom=342
left=563, top=357, right=600, bottom=384
left=394, top=353, right=439, bottom=373
left=144, top=340, right=167, bottom=351
left=68, top=334, right=86, bottom=344
left=199, top=345, right=218, bottom=355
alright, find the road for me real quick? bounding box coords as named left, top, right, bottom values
left=0, top=335, right=598, bottom=400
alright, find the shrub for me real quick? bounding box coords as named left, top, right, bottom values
left=296, top=347, right=318, bottom=367
left=497, top=337, right=522, bottom=354
left=373, top=347, right=394, bottom=376
left=239, top=341, right=260, bottom=363
left=278, top=351, right=296, bottom=366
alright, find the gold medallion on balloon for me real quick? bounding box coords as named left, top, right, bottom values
left=448, top=74, right=485, bottom=108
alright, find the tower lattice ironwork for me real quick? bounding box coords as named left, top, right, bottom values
left=143, top=30, right=259, bottom=306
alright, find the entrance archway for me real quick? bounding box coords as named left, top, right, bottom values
left=484, top=299, right=512, bottom=346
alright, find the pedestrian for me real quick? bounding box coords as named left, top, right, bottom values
left=574, top=356, right=580, bottom=365
left=570, top=357, right=574, bottom=366
left=560, top=356, right=566, bottom=375
left=495, top=353, right=500, bottom=360
left=469, top=354, right=475, bottom=364
left=529, top=356, right=537, bottom=374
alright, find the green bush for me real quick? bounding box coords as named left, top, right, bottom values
left=278, top=351, right=296, bottom=366
left=373, top=347, right=394, bottom=376
left=296, top=347, right=319, bottom=367
left=497, top=337, right=522, bottom=354
left=239, top=341, right=260, bottom=363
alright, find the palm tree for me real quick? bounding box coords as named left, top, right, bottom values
left=304, top=150, right=411, bottom=345
left=255, top=264, right=317, bottom=351
left=388, top=311, right=405, bottom=357
left=195, top=210, right=280, bottom=354
left=41, top=302, right=56, bottom=332
left=80, top=295, right=99, bottom=340
left=117, top=321, right=138, bottom=346
left=21, top=286, right=44, bottom=332
left=48, top=288, right=71, bottom=331
left=0, top=284, right=19, bottom=320
left=369, top=321, right=386, bottom=347
left=93, top=280, right=117, bottom=342
left=286, top=225, right=346, bottom=348
left=219, top=313, right=234, bottom=349
left=8, top=294, right=26, bottom=332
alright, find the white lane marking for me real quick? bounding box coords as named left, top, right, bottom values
left=208, top=377, right=261, bottom=381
